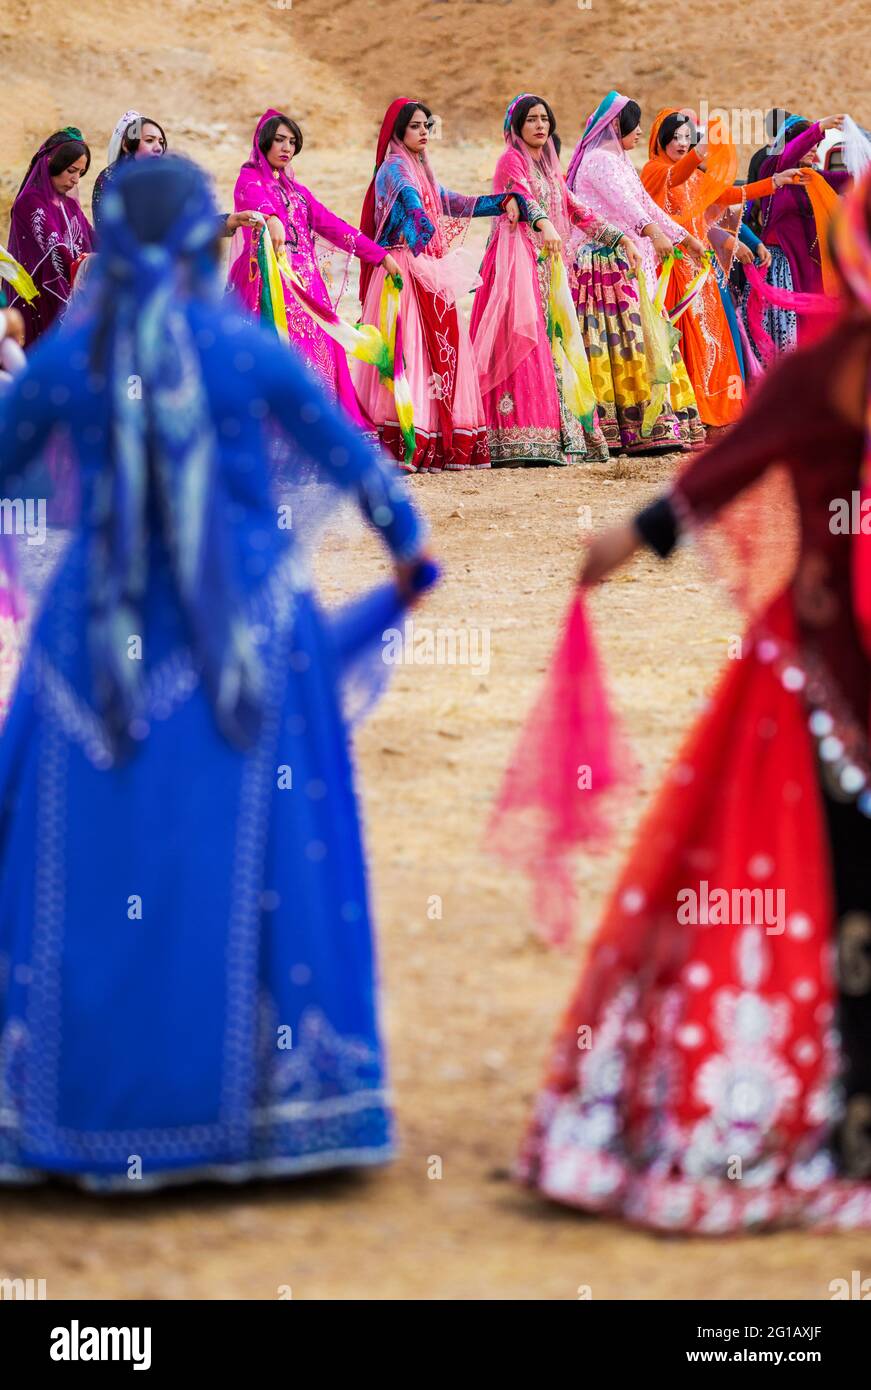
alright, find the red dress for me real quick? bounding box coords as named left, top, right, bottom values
left=519, top=316, right=871, bottom=1232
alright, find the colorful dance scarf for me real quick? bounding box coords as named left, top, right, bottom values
left=803, top=169, right=842, bottom=295
left=257, top=225, right=416, bottom=463
left=76, top=157, right=264, bottom=759
left=487, top=590, right=629, bottom=946
left=0, top=244, right=38, bottom=303
left=832, top=166, right=871, bottom=671
left=636, top=271, right=680, bottom=434
left=544, top=251, right=597, bottom=429
left=744, top=262, right=839, bottom=364
left=654, top=245, right=714, bottom=323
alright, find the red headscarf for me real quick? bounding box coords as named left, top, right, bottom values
left=359, top=97, right=414, bottom=300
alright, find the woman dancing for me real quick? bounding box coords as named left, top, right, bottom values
left=641, top=110, right=796, bottom=429
left=7, top=129, right=93, bottom=345
left=566, top=92, right=705, bottom=453
left=746, top=113, right=849, bottom=353
left=0, top=156, right=434, bottom=1191
left=519, top=166, right=871, bottom=1233
left=227, top=109, right=399, bottom=432
left=470, top=94, right=639, bottom=466
left=354, top=98, right=522, bottom=472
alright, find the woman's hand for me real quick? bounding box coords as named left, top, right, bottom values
left=267, top=214, right=286, bottom=253
left=580, top=524, right=641, bottom=587
left=536, top=219, right=562, bottom=255
left=681, top=233, right=706, bottom=259
left=225, top=210, right=261, bottom=232
left=504, top=195, right=521, bottom=227
left=382, top=252, right=401, bottom=279
left=643, top=222, right=674, bottom=260
left=732, top=239, right=754, bottom=265
left=618, top=235, right=643, bottom=276
left=819, top=114, right=846, bottom=132
left=1, top=308, right=25, bottom=347
left=395, top=547, right=437, bottom=607
left=773, top=167, right=804, bottom=188
left=755, top=242, right=772, bottom=269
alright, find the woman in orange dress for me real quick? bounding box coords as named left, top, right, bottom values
left=642, top=109, right=798, bottom=428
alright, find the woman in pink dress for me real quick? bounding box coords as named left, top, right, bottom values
left=566, top=91, right=705, bottom=452
left=354, top=98, right=521, bottom=473
left=470, top=94, right=641, bottom=466
left=227, top=109, right=399, bottom=431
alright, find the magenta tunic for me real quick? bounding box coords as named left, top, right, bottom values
left=758, top=121, right=850, bottom=302
left=228, top=158, right=385, bottom=431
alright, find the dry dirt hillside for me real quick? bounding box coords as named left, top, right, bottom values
left=2, top=0, right=869, bottom=227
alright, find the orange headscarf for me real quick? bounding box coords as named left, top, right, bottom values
left=643, top=108, right=738, bottom=232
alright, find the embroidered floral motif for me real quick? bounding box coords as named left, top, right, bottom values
left=497, top=392, right=514, bottom=416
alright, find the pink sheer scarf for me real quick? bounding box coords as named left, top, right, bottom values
left=744, top=262, right=840, bottom=363
left=488, top=591, right=630, bottom=947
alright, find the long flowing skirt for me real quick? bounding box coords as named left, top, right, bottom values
left=0, top=535, right=393, bottom=1191
left=519, top=591, right=871, bottom=1232
left=668, top=261, right=744, bottom=428
left=573, top=245, right=705, bottom=453
left=470, top=245, right=608, bottom=466
left=354, top=249, right=490, bottom=473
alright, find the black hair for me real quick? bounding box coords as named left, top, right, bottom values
left=618, top=100, right=642, bottom=138
left=47, top=138, right=91, bottom=178
left=765, top=108, right=793, bottom=141
left=782, top=119, right=812, bottom=144
left=258, top=113, right=304, bottom=158
left=121, top=117, right=168, bottom=159
left=510, top=95, right=557, bottom=145
left=657, top=112, right=693, bottom=151
left=393, top=102, right=433, bottom=141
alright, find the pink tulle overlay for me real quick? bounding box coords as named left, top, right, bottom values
left=471, top=218, right=540, bottom=394
left=487, top=591, right=630, bottom=947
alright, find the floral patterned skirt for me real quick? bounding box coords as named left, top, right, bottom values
left=519, top=592, right=871, bottom=1232
left=573, top=245, right=705, bottom=453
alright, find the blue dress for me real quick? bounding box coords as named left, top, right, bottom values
left=0, top=299, right=422, bottom=1190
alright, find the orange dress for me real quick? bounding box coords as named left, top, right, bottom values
left=641, top=112, right=774, bottom=427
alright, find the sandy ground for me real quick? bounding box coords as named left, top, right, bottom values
left=2, top=0, right=871, bottom=1303
left=2, top=461, right=871, bottom=1300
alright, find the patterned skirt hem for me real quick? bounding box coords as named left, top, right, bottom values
left=0, top=1142, right=395, bottom=1194
left=519, top=1148, right=871, bottom=1234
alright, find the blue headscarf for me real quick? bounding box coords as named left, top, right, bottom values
left=83, top=156, right=264, bottom=758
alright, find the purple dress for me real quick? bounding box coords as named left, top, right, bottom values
left=7, top=147, right=93, bottom=346
left=758, top=122, right=850, bottom=308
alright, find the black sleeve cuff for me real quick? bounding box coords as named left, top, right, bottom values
left=634, top=496, right=680, bottom=559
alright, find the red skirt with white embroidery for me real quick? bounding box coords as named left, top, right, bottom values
left=518, top=590, right=871, bottom=1233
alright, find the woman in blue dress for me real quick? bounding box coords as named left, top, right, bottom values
left=0, top=157, right=432, bottom=1191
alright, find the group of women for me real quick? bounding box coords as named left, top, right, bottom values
left=2, top=95, right=851, bottom=472
left=0, top=93, right=870, bottom=1240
